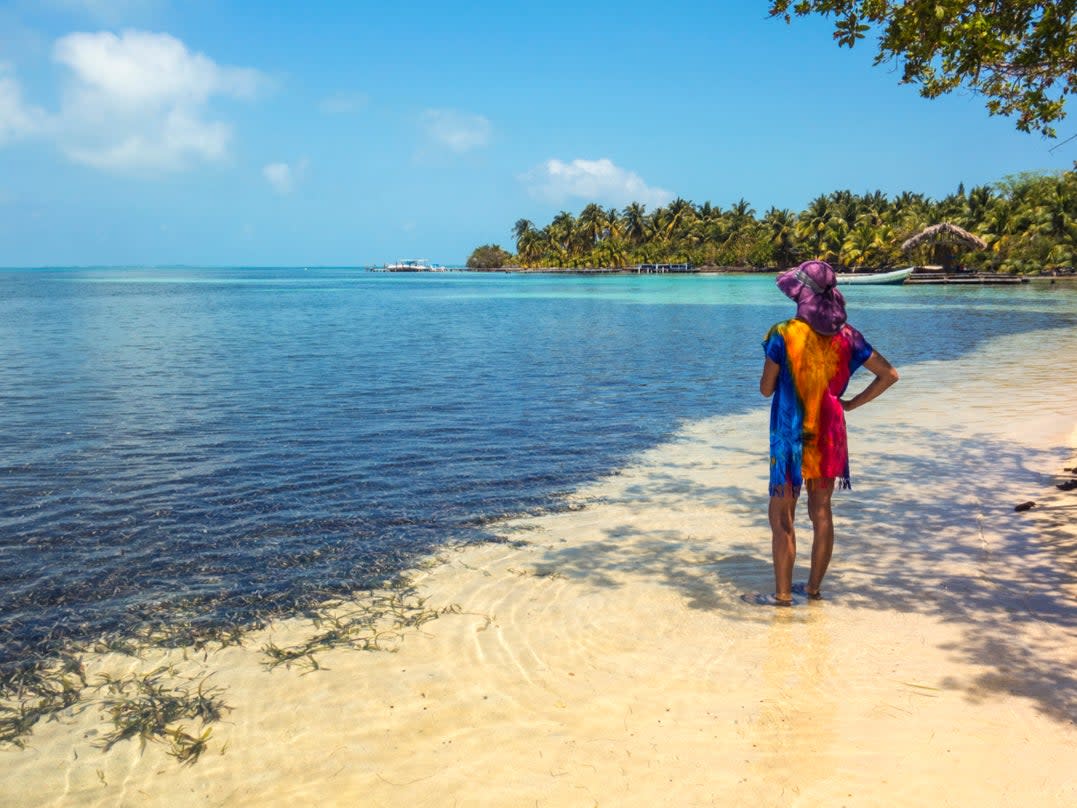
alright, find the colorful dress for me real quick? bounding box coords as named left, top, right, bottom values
left=763, top=318, right=873, bottom=496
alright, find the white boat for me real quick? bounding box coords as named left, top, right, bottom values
left=382, top=258, right=447, bottom=272
left=839, top=267, right=914, bottom=285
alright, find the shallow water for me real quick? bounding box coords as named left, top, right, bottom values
left=1, top=268, right=1075, bottom=670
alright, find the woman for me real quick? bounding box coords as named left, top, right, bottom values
left=753, top=260, right=899, bottom=606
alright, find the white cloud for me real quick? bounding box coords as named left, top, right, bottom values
left=421, top=108, right=490, bottom=152
left=0, top=63, right=47, bottom=145
left=263, top=158, right=307, bottom=194
left=523, top=157, right=674, bottom=209
left=50, top=30, right=263, bottom=172
left=319, top=92, right=367, bottom=114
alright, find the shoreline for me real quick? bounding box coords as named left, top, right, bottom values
left=457, top=266, right=1077, bottom=282
left=5, top=325, right=1077, bottom=806
left=6, top=265, right=1077, bottom=283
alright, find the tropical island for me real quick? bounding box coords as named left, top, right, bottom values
left=467, top=169, right=1077, bottom=275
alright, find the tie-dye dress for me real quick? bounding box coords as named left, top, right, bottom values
left=763, top=318, right=873, bottom=496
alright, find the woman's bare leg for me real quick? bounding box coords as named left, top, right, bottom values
left=769, top=488, right=799, bottom=601
left=806, top=480, right=835, bottom=595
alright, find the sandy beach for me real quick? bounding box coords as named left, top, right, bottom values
left=4, top=324, right=1077, bottom=807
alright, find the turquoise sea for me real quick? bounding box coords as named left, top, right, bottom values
left=2, top=268, right=1075, bottom=674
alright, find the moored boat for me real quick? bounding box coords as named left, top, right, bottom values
left=839, top=267, right=914, bottom=285
left=379, top=259, right=448, bottom=272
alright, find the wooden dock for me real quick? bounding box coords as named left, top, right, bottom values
left=906, top=271, right=1028, bottom=285
left=635, top=263, right=695, bottom=273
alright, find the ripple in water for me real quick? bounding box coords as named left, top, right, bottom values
left=1, top=268, right=1074, bottom=672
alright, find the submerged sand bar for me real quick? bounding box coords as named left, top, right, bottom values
left=5, top=324, right=1077, bottom=807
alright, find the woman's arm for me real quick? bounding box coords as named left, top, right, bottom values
left=760, top=358, right=780, bottom=397
left=841, top=351, right=899, bottom=412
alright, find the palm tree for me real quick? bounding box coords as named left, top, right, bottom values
left=796, top=195, right=831, bottom=258
left=821, top=218, right=849, bottom=265
left=664, top=197, right=696, bottom=242
left=935, top=189, right=969, bottom=224
left=861, top=189, right=889, bottom=214
left=604, top=207, right=622, bottom=242
left=517, top=227, right=547, bottom=266
left=648, top=205, right=671, bottom=244
left=512, top=218, right=534, bottom=243
left=834, top=192, right=863, bottom=232
left=547, top=211, right=576, bottom=265
left=893, top=191, right=927, bottom=212
left=763, top=207, right=799, bottom=268
left=1036, top=176, right=1076, bottom=241
left=622, top=202, right=648, bottom=245
left=729, top=198, right=755, bottom=230
left=512, top=219, right=535, bottom=258
left=978, top=197, right=1015, bottom=269
left=965, top=186, right=996, bottom=227
left=840, top=217, right=893, bottom=269
left=575, top=204, right=608, bottom=257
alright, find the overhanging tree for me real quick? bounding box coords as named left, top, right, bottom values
left=769, top=1, right=1077, bottom=136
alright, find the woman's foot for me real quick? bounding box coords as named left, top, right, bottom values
left=742, top=592, right=796, bottom=607
left=792, top=582, right=823, bottom=600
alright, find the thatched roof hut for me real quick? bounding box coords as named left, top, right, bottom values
left=901, top=222, right=987, bottom=252
left=901, top=223, right=987, bottom=271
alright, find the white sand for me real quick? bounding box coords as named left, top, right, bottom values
left=4, top=326, right=1077, bottom=807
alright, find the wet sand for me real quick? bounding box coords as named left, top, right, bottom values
left=4, top=326, right=1077, bottom=807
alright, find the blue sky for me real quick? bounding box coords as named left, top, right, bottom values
left=0, top=0, right=1073, bottom=266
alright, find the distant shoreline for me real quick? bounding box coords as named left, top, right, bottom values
left=461, top=265, right=766, bottom=275
left=4, top=265, right=1075, bottom=282
left=455, top=266, right=1077, bottom=282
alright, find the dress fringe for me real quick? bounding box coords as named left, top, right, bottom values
left=769, top=482, right=801, bottom=498
left=769, top=476, right=851, bottom=497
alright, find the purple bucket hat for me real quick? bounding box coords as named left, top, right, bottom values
left=776, top=260, right=847, bottom=335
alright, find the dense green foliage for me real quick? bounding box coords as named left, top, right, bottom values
left=502, top=170, right=1077, bottom=273
left=768, top=1, right=1077, bottom=136
left=466, top=244, right=514, bottom=269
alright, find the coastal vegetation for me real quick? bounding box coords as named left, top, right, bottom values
left=466, top=244, right=513, bottom=269
left=473, top=3, right=1077, bottom=273
left=486, top=169, right=1077, bottom=273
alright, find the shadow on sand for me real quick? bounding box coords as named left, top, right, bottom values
left=520, top=424, right=1077, bottom=726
